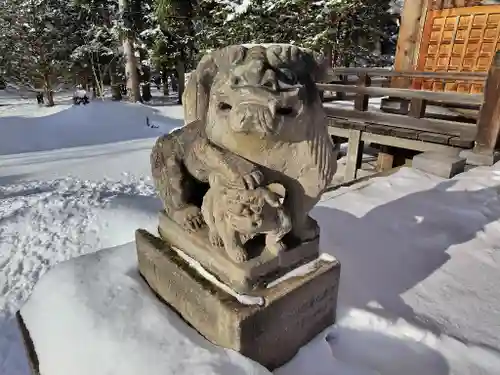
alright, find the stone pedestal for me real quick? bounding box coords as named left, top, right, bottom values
left=412, top=151, right=466, bottom=178
left=136, top=229, right=340, bottom=370
left=460, top=149, right=500, bottom=167
left=158, top=211, right=320, bottom=294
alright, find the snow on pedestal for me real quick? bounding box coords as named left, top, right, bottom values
left=19, top=243, right=271, bottom=375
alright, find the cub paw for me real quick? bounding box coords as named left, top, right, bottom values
left=173, top=205, right=205, bottom=232
left=209, top=232, right=224, bottom=247
left=226, top=245, right=249, bottom=264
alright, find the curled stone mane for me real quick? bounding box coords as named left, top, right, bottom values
left=307, top=115, right=336, bottom=187
left=245, top=46, right=267, bottom=63
left=260, top=44, right=336, bottom=187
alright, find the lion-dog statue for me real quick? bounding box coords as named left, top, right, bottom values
left=151, top=44, right=338, bottom=262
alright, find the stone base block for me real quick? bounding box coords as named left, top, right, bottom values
left=158, top=211, right=319, bottom=294
left=380, top=97, right=409, bottom=115
left=412, top=151, right=466, bottom=178
left=136, top=229, right=340, bottom=370
left=459, top=149, right=500, bottom=166
left=16, top=312, right=39, bottom=375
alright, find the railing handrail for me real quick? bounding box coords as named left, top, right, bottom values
left=330, top=67, right=487, bottom=81
left=317, top=84, right=484, bottom=106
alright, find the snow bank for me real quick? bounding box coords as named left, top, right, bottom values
left=0, top=176, right=162, bottom=319
left=0, top=100, right=183, bottom=155
left=20, top=243, right=271, bottom=375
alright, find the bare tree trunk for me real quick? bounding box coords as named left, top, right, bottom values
left=91, top=73, right=97, bottom=99
left=119, top=0, right=141, bottom=102
left=110, top=60, right=122, bottom=101
left=141, top=65, right=152, bottom=101
left=91, top=61, right=104, bottom=98
left=175, top=60, right=185, bottom=104
left=43, top=73, right=54, bottom=107
left=161, top=67, right=169, bottom=96
left=122, top=39, right=141, bottom=102
left=171, top=73, right=178, bottom=92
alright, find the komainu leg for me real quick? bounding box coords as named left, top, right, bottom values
left=283, top=184, right=320, bottom=242
left=216, top=220, right=249, bottom=264
left=151, top=140, right=204, bottom=231
left=196, top=139, right=264, bottom=190
left=201, top=190, right=224, bottom=247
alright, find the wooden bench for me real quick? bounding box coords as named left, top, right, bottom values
left=320, top=51, right=500, bottom=181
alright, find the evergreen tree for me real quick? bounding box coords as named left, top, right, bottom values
left=151, top=0, right=199, bottom=102
left=71, top=0, right=123, bottom=99
left=0, top=0, right=82, bottom=105
left=197, top=0, right=395, bottom=67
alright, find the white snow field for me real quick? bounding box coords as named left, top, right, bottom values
left=1, top=90, right=500, bottom=375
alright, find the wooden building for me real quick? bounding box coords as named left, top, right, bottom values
left=394, top=0, right=500, bottom=92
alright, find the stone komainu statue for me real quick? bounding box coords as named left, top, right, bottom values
left=151, top=44, right=338, bottom=254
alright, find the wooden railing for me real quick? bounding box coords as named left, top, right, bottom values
left=321, top=51, right=500, bottom=180
left=322, top=68, right=488, bottom=104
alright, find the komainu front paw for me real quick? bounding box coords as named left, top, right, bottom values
left=172, top=205, right=205, bottom=232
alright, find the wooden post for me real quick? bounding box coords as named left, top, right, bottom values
left=392, top=0, right=429, bottom=89
left=336, top=75, right=348, bottom=100
left=473, top=51, right=500, bottom=155
left=344, top=129, right=363, bottom=181
left=354, top=74, right=371, bottom=111
left=409, top=98, right=427, bottom=118
left=389, top=0, right=429, bottom=115
left=376, top=146, right=394, bottom=172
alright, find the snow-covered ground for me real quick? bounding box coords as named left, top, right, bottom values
left=1, top=89, right=500, bottom=375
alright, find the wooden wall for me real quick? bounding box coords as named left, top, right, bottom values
left=393, top=0, right=500, bottom=92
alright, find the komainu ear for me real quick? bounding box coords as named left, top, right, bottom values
left=265, top=44, right=334, bottom=83
left=182, top=45, right=247, bottom=125
left=311, top=51, right=335, bottom=83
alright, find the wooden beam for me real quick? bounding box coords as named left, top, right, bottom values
left=326, top=69, right=487, bottom=81
left=319, top=84, right=484, bottom=106
left=473, top=51, right=500, bottom=154
left=325, top=107, right=477, bottom=138
left=328, top=127, right=460, bottom=153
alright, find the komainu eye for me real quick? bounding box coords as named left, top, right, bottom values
left=218, top=102, right=232, bottom=111
left=280, top=68, right=297, bottom=85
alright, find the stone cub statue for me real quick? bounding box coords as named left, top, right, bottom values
left=201, top=176, right=292, bottom=263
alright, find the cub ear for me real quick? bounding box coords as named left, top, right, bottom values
left=266, top=183, right=286, bottom=198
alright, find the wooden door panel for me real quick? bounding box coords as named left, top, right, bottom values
left=416, top=5, right=500, bottom=93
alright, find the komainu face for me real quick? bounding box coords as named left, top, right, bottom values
left=204, top=44, right=330, bottom=142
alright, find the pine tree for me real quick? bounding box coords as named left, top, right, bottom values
left=152, top=0, right=199, bottom=103
left=197, top=0, right=396, bottom=67
left=72, top=0, right=123, bottom=100
left=0, top=0, right=82, bottom=105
